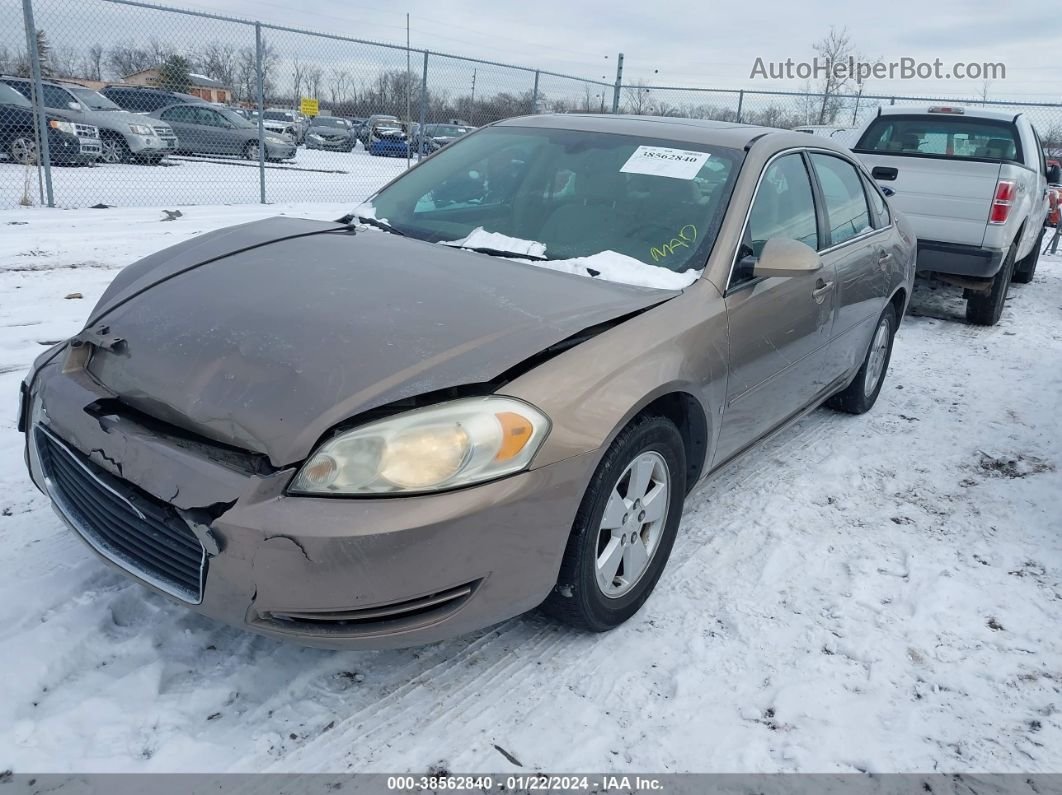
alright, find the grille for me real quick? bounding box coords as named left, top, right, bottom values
left=74, top=123, right=98, bottom=139
left=153, top=126, right=175, bottom=139
left=35, top=426, right=206, bottom=603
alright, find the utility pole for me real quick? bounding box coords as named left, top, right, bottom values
left=470, top=68, right=477, bottom=117
left=611, top=53, right=623, bottom=113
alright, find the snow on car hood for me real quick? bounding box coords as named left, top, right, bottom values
left=442, top=227, right=702, bottom=290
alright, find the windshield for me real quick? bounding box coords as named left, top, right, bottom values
left=312, top=116, right=348, bottom=128
left=218, top=107, right=254, bottom=128
left=0, top=83, right=30, bottom=108
left=430, top=125, right=471, bottom=137
left=365, top=126, right=741, bottom=279
left=855, top=114, right=1023, bottom=162
left=68, top=87, right=122, bottom=110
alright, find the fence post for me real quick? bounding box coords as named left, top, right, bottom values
left=254, top=22, right=266, bottom=204
left=22, top=0, right=53, bottom=207
left=736, top=90, right=744, bottom=124
left=531, top=70, right=540, bottom=115
left=890, top=96, right=896, bottom=106
left=418, top=51, right=428, bottom=158
left=611, top=52, right=623, bottom=113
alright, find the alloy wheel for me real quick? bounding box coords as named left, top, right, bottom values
left=11, top=137, right=37, bottom=165
left=863, top=317, right=891, bottom=398
left=595, top=451, right=670, bottom=598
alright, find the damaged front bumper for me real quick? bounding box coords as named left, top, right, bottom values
left=22, top=356, right=596, bottom=649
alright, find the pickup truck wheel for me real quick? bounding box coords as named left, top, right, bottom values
left=966, top=243, right=1016, bottom=325
left=828, top=304, right=897, bottom=415
left=1012, top=230, right=1043, bottom=284
left=541, top=415, right=686, bottom=632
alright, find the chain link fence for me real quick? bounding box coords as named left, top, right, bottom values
left=3, top=0, right=1061, bottom=210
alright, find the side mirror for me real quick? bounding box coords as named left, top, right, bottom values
left=747, top=238, right=823, bottom=279
left=1047, top=164, right=1062, bottom=185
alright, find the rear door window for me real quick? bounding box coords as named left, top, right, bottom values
left=810, top=153, right=872, bottom=246
left=855, top=114, right=1022, bottom=162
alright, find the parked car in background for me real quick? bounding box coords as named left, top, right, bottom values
left=357, top=113, right=402, bottom=146
left=150, top=103, right=296, bottom=161
left=366, top=118, right=410, bottom=157
left=1, top=76, right=175, bottom=164
left=415, top=122, right=475, bottom=153
left=304, top=116, right=356, bottom=151
left=19, top=115, right=913, bottom=648
left=257, top=109, right=303, bottom=144
left=0, top=81, right=101, bottom=165
left=100, top=84, right=203, bottom=114
left=854, top=105, right=1056, bottom=324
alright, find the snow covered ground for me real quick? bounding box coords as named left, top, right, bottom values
left=0, top=203, right=1060, bottom=774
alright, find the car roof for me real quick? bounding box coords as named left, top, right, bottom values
left=492, top=113, right=848, bottom=154
left=875, top=105, right=1019, bottom=123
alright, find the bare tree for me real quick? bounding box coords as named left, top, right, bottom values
left=979, top=78, right=992, bottom=106
left=306, top=66, right=323, bottom=101
left=198, top=41, right=238, bottom=94
left=328, top=67, right=350, bottom=106
left=623, top=79, right=652, bottom=114
left=812, top=26, right=860, bottom=124
left=83, top=43, right=104, bottom=81
left=290, top=55, right=305, bottom=103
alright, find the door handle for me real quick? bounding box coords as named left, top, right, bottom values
left=812, top=279, right=834, bottom=303
left=878, top=249, right=893, bottom=270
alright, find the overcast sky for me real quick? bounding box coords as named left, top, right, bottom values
left=165, top=0, right=1060, bottom=100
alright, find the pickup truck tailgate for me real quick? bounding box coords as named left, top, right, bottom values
left=861, top=154, right=1002, bottom=248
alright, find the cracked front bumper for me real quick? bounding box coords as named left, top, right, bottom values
left=23, top=358, right=596, bottom=649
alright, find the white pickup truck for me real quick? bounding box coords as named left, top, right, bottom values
left=853, top=106, right=1058, bottom=325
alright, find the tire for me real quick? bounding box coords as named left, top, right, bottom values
left=828, top=303, right=897, bottom=415
left=1012, top=230, right=1043, bottom=284
left=966, top=242, right=1017, bottom=325
left=541, top=415, right=686, bottom=632
left=243, top=141, right=259, bottom=161
left=99, top=134, right=131, bottom=164
left=10, top=135, right=37, bottom=165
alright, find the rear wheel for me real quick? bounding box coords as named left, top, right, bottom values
left=542, top=415, right=686, bottom=632
left=828, top=303, right=897, bottom=415
left=966, top=242, right=1016, bottom=325
left=10, top=135, right=37, bottom=165
left=1012, top=230, right=1043, bottom=284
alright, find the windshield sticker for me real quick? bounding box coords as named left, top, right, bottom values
left=650, top=225, right=698, bottom=262
left=620, top=146, right=711, bottom=180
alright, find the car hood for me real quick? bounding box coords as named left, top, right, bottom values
left=77, top=108, right=161, bottom=129
left=82, top=217, right=675, bottom=466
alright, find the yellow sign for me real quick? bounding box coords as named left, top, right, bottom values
left=300, top=97, right=319, bottom=117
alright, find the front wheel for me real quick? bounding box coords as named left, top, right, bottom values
left=243, top=141, right=260, bottom=161
left=828, top=303, right=897, bottom=415
left=10, top=135, right=37, bottom=165
left=541, top=415, right=686, bottom=632
left=99, top=135, right=131, bottom=164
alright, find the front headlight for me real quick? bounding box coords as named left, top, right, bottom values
left=265, top=136, right=284, bottom=144
left=48, top=119, right=75, bottom=135
left=127, top=124, right=152, bottom=135
left=289, top=397, right=550, bottom=496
